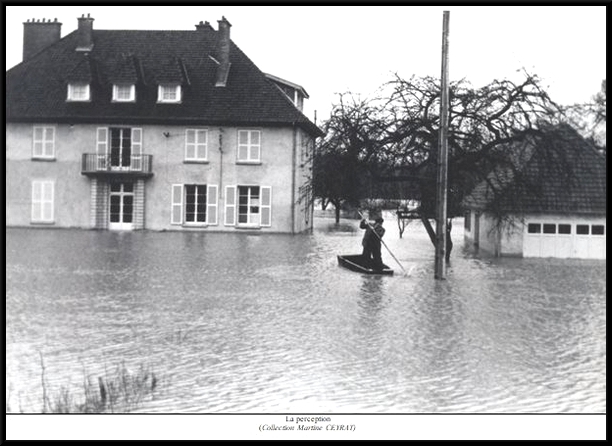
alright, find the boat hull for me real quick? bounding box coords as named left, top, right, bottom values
left=337, top=254, right=394, bottom=275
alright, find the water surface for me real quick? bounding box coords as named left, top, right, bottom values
left=5, top=215, right=606, bottom=413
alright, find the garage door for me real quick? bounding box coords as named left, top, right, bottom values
left=524, top=222, right=606, bottom=259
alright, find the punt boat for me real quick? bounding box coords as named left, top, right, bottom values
left=337, top=254, right=394, bottom=275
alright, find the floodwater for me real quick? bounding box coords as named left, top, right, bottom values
left=5, top=214, right=606, bottom=413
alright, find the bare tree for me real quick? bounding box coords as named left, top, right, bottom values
left=312, top=94, right=383, bottom=223
left=563, top=79, right=606, bottom=154
left=311, top=70, right=572, bottom=240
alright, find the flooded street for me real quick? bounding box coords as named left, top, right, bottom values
left=5, top=214, right=606, bottom=413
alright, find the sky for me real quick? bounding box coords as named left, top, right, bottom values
left=5, top=5, right=606, bottom=126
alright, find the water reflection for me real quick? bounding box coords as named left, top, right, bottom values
left=5, top=218, right=606, bottom=413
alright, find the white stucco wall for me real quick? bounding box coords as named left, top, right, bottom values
left=6, top=123, right=94, bottom=228
left=6, top=122, right=315, bottom=233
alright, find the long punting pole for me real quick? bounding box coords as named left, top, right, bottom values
left=435, top=10, right=450, bottom=280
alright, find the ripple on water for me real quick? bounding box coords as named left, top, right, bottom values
left=5, top=225, right=606, bottom=413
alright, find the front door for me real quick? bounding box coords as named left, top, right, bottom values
left=109, top=182, right=134, bottom=230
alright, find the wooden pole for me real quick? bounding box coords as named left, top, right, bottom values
left=435, top=11, right=450, bottom=280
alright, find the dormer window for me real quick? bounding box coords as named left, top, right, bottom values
left=112, top=84, right=136, bottom=102
left=67, top=82, right=90, bottom=101
left=157, top=84, right=181, bottom=103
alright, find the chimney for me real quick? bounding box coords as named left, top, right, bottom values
left=215, top=16, right=232, bottom=87
left=22, top=18, right=62, bottom=61
left=76, top=13, right=94, bottom=52
left=195, top=21, right=213, bottom=31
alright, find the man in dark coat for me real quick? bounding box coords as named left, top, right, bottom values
left=360, top=216, right=386, bottom=270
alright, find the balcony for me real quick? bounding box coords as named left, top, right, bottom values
left=81, top=154, right=153, bottom=177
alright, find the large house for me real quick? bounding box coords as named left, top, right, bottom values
left=462, top=124, right=606, bottom=259
left=6, top=15, right=323, bottom=233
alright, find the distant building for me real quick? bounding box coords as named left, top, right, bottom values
left=462, top=124, right=606, bottom=259
left=6, top=15, right=323, bottom=233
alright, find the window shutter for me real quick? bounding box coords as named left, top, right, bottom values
left=171, top=184, right=183, bottom=225
left=207, top=184, right=218, bottom=225
left=132, top=128, right=142, bottom=154
left=225, top=185, right=236, bottom=226
left=261, top=186, right=272, bottom=227
left=96, top=128, right=108, bottom=169
left=185, top=129, right=196, bottom=159
left=238, top=131, right=248, bottom=161
left=44, top=127, right=55, bottom=157
left=131, top=128, right=142, bottom=170
left=251, top=131, right=261, bottom=161
left=42, top=182, right=54, bottom=221
left=33, top=127, right=44, bottom=157
left=198, top=130, right=208, bottom=160
left=31, top=181, right=42, bottom=221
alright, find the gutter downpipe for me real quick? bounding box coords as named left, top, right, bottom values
left=291, top=122, right=297, bottom=234
left=218, top=128, right=224, bottom=200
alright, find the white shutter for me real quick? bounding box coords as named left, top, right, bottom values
left=42, top=182, right=54, bottom=222
left=261, top=186, right=272, bottom=227
left=171, top=184, right=183, bottom=225
left=237, top=131, right=249, bottom=161
left=198, top=129, right=208, bottom=160
left=207, top=184, right=218, bottom=225
left=31, top=181, right=42, bottom=221
left=31, top=181, right=54, bottom=222
left=251, top=131, right=261, bottom=161
left=96, top=128, right=108, bottom=169
left=132, top=128, right=142, bottom=170
left=33, top=127, right=44, bottom=157
left=44, top=127, right=55, bottom=157
left=185, top=129, right=196, bottom=160
left=224, top=185, right=236, bottom=226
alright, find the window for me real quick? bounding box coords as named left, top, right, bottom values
left=67, top=83, right=90, bottom=101
left=31, top=181, right=54, bottom=223
left=32, top=126, right=55, bottom=159
left=528, top=223, right=541, bottom=234
left=237, top=130, right=261, bottom=162
left=112, top=84, right=136, bottom=102
left=96, top=127, right=143, bottom=170
left=224, top=185, right=271, bottom=227
left=591, top=225, right=605, bottom=235
left=185, top=129, right=208, bottom=161
left=543, top=224, right=556, bottom=234
left=238, top=185, right=260, bottom=225
left=171, top=184, right=218, bottom=225
left=577, top=225, right=590, bottom=235
left=158, top=84, right=181, bottom=103
left=558, top=224, right=571, bottom=234
left=185, top=185, right=207, bottom=223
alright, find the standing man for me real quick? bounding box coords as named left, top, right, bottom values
left=360, top=215, right=386, bottom=270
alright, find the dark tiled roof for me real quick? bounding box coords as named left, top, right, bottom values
left=463, top=124, right=606, bottom=215
left=6, top=27, right=323, bottom=136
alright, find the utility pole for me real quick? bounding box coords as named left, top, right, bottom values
left=435, top=10, right=450, bottom=280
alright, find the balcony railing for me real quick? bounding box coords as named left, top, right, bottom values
left=81, top=154, right=153, bottom=176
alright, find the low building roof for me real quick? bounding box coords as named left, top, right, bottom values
left=463, top=124, right=606, bottom=215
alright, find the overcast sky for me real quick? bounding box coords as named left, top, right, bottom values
left=6, top=5, right=606, bottom=125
